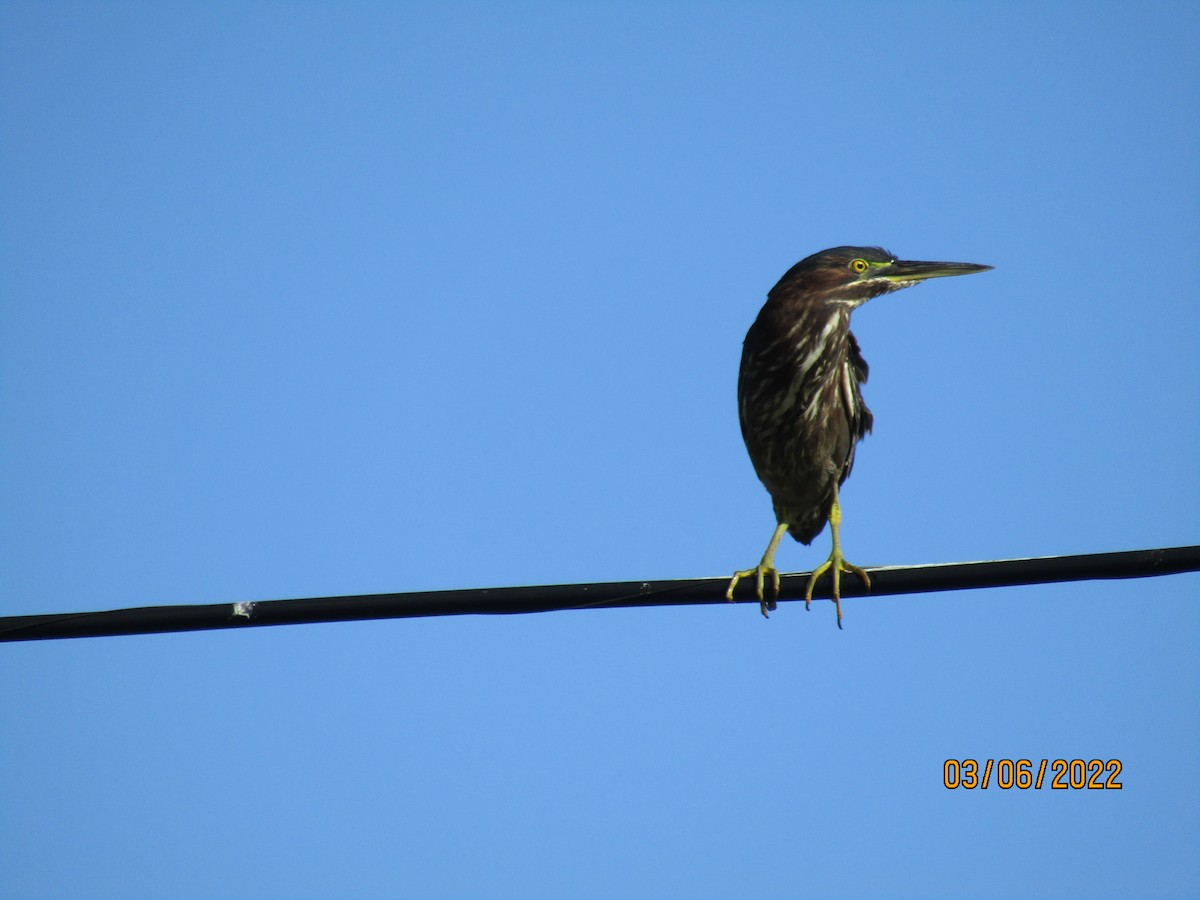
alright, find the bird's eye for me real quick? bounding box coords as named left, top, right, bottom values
left=850, top=258, right=869, bottom=273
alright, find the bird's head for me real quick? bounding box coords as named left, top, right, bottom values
left=770, top=246, right=992, bottom=309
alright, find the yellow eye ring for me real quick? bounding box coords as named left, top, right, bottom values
left=850, top=258, right=869, bottom=273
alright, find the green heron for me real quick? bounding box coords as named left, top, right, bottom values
left=726, top=246, right=992, bottom=626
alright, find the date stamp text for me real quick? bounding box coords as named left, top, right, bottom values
left=943, top=758, right=1123, bottom=790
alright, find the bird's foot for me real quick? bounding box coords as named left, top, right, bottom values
left=804, top=552, right=871, bottom=629
left=726, top=564, right=780, bottom=618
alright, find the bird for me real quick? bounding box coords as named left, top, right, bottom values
left=726, top=246, right=992, bottom=626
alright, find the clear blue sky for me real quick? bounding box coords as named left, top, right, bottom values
left=2, top=2, right=1198, bottom=897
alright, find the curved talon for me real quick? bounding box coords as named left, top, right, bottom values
left=804, top=555, right=870, bottom=629
left=727, top=522, right=789, bottom=618
left=801, top=484, right=870, bottom=629
left=726, top=564, right=780, bottom=617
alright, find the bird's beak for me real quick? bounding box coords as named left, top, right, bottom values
left=879, top=259, right=993, bottom=283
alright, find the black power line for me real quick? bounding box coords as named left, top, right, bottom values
left=1, top=545, right=1197, bottom=643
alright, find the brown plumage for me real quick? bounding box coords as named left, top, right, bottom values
left=727, top=246, right=992, bottom=625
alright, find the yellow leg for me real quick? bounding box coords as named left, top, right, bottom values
left=804, top=484, right=871, bottom=629
left=726, top=522, right=789, bottom=617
